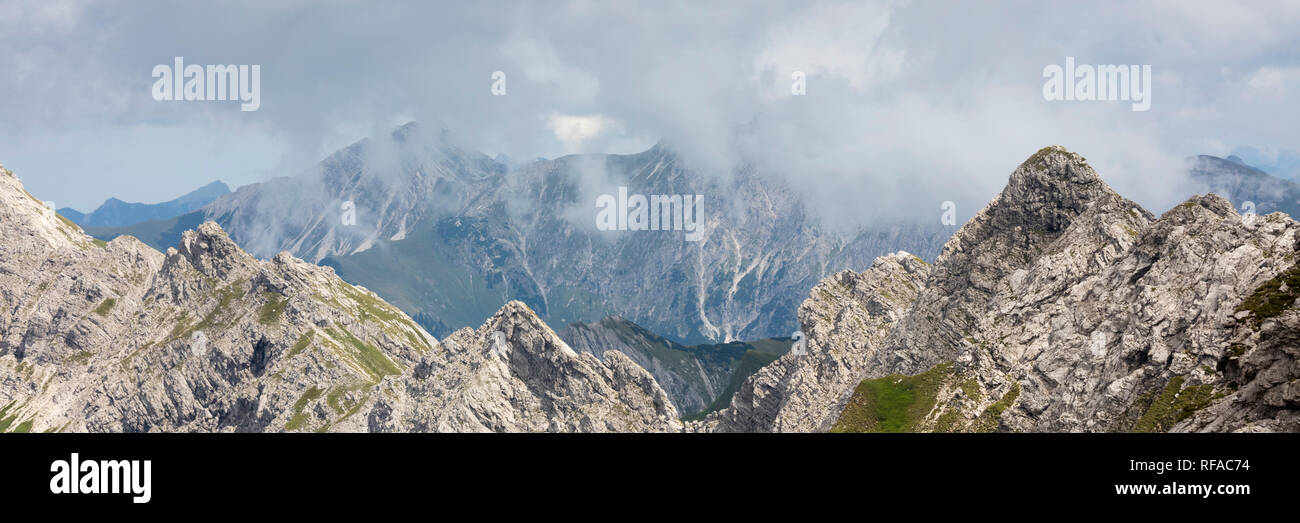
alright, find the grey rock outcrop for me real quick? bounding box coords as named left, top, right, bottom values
left=704, top=252, right=930, bottom=432
left=710, top=146, right=1300, bottom=433
left=0, top=163, right=678, bottom=433
left=362, top=302, right=680, bottom=432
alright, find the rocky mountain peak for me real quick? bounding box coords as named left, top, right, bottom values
left=391, top=120, right=423, bottom=141
left=366, top=299, right=682, bottom=432
left=988, top=145, right=1114, bottom=243
left=866, top=146, right=1141, bottom=377
left=0, top=163, right=680, bottom=433
left=1159, top=193, right=1237, bottom=223
left=710, top=146, right=1300, bottom=433
left=1012, top=145, right=1101, bottom=183
left=0, top=163, right=89, bottom=253
left=172, top=221, right=258, bottom=280
left=934, top=146, right=1128, bottom=277
left=482, top=300, right=581, bottom=361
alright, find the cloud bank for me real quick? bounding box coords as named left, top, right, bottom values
left=1, top=0, right=1297, bottom=227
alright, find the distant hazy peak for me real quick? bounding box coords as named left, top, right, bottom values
left=64, top=180, right=232, bottom=228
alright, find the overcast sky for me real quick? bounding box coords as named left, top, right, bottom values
left=2, top=0, right=1297, bottom=224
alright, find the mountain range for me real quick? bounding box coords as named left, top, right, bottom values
left=88, top=122, right=952, bottom=345
left=80, top=130, right=1300, bottom=359
left=60, top=180, right=229, bottom=228
left=3, top=144, right=1298, bottom=432
left=0, top=163, right=676, bottom=432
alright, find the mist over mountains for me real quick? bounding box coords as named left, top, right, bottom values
left=1229, top=146, right=1300, bottom=183
left=9, top=6, right=1300, bottom=515
left=89, top=122, right=952, bottom=344
left=1190, top=154, right=1300, bottom=219
left=7, top=144, right=1297, bottom=434
left=79, top=124, right=1300, bottom=357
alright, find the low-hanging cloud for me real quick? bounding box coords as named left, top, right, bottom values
left=1, top=0, right=1297, bottom=227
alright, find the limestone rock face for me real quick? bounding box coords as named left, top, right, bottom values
left=10, top=142, right=1299, bottom=434
left=0, top=163, right=677, bottom=433
left=361, top=301, right=681, bottom=433
left=703, top=252, right=930, bottom=432
left=710, top=147, right=1300, bottom=433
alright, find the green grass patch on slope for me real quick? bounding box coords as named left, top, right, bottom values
left=284, top=386, right=324, bottom=432
left=166, top=280, right=247, bottom=345
left=65, top=351, right=93, bottom=365
left=325, top=383, right=369, bottom=414
left=195, top=281, right=246, bottom=332
left=1133, top=376, right=1216, bottom=433
left=0, top=400, right=34, bottom=433
left=832, top=362, right=953, bottom=433
left=340, top=284, right=403, bottom=323
left=323, top=325, right=402, bottom=381
left=92, top=297, right=116, bottom=316
left=0, top=400, right=17, bottom=432
left=121, top=281, right=245, bottom=369
left=315, top=283, right=432, bottom=352
left=1236, top=262, right=1300, bottom=328
left=258, top=291, right=289, bottom=326
left=288, top=331, right=314, bottom=357
left=972, top=382, right=1021, bottom=433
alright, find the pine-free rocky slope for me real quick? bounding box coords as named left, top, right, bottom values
left=0, top=163, right=678, bottom=433
left=705, top=146, right=1300, bottom=433
left=6, top=145, right=1298, bottom=433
